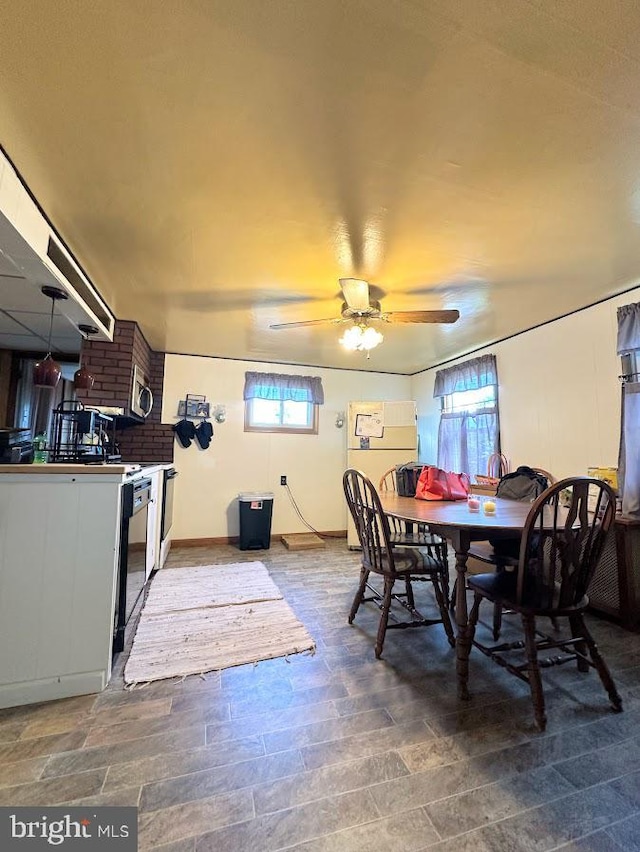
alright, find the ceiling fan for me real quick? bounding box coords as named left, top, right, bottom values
left=269, top=278, right=459, bottom=351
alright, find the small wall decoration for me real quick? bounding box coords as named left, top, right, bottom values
left=177, top=394, right=210, bottom=419
left=174, top=393, right=214, bottom=450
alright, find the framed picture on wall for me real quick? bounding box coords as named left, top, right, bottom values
left=178, top=395, right=208, bottom=418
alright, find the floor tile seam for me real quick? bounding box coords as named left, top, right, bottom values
left=168, top=698, right=231, bottom=720
left=86, top=712, right=218, bottom=743
left=338, top=678, right=454, bottom=702
left=370, top=757, right=559, bottom=813
left=250, top=787, right=387, bottom=852
left=384, top=701, right=521, bottom=732
left=206, top=698, right=342, bottom=734
left=43, top=732, right=210, bottom=779
left=256, top=802, right=440, bottom=852
left=296, top=719, right=439, bottom=769
left=603, top=813, right=640, bottom=847
left=256, top=706, right=396, bottom=745
left=547, top=731, right=640, bottom=780
left=546, top=828, right=626, bottom=851
left=219, top=678, right=297, bottom=698
left=248, top=748, right=413, bottom=814
left=137, top=748, right=306, bottom=807
left=17, top=717, right=94, bottom=741
left=100, top=766, right=147, bottom=800
left=0, top=763, right=110, bottom=801
left=250, top=774, right=409, bottom=821
left=228, top=695, right=345, bottom=722
left=96, top=734, right=271, bottom=785
left=415, top=771, right=640, bottom=845
left=403, top=716, right=640, bottom=778
left=139, top=799, right=256, bottom=851
left=399, top=729, right=532, bottom=772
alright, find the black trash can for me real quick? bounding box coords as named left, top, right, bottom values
left=238, top=492, right=274, bottom=550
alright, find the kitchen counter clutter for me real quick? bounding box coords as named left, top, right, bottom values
left=0, top=462, right=174, bottom=708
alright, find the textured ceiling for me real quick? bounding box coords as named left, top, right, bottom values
left=2, top=0, right=640, bottom=373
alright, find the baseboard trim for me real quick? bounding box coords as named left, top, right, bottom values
left=173, top=530, right=346, bottom=548
left=0, top=670, right=109, bottom=709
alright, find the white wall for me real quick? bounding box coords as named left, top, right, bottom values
left=411, top=288, right=638, bottom=479
left=163, top=286, right=637, bottom=540
left=162, top=355, right=411, bottom=540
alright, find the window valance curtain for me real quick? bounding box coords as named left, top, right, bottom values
left=617, top=302, right=640, bottom=355
left=433, top=354, right=498, bottom=397
left=243, top=372, right=325, bottom=404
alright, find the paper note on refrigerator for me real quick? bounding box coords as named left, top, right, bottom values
left=355, top=413, right=384, bottom=438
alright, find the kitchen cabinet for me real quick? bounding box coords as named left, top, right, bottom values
left=0, top=465, right=128, bottom=708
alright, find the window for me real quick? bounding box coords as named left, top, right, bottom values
left=441, top=384, right=497, bottom=415
left=243, top=371, right=323, bottom=434
left=433, top=354, right=500, bottom=478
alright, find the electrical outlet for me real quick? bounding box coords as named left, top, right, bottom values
left=280, top=475, right=287, bottom=486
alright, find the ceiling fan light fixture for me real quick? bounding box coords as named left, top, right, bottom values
left=339, top=322, right=383, bottom=352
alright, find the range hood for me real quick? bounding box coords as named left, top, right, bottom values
left=0, top=147, right=115, bottom=353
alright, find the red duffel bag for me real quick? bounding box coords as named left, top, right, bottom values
left=415, top=465, right=471, bottom=501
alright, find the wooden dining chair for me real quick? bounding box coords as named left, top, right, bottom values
left=460, top=477, right=622, bottom=731
left=344, top=468, right=455, bottom=658
left=378, top=467, right=450, bottom=605
left=466, top=467, right=557, bottom=639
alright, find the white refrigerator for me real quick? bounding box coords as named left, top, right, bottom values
left=346, top=400, right=418, bottom=547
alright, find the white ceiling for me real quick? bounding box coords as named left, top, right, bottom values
left=2, top=0, right=640, bottom=373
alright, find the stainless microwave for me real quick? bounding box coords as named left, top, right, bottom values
left=131, top=364, right=153, bottom=418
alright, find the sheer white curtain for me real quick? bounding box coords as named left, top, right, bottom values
left=617, top=302, right=640, bottom=517
left=434, top=354, right=500, bottom=477
left=438, top=410, right=499, bottom=475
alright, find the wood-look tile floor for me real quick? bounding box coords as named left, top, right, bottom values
left=2, top=540, right=640, bottom=851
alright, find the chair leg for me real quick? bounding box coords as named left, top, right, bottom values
left=522, top=613, right=547, bottom=732
left=492, top=603, right=503, bottom=641
left=440, top=544, right=451, bottom=607
left=348, top=566, right=369, bottom=625
left=450, top=577, right=457, bottom=612
left=375, top=576, right=394, bottom=659
left=577, top=615, right=623, bottom=712
left=404, top=578, right=416, bottom=610
left=568, top=614, right=589, bottom=673
left=431, top=573, right=455, bottom=647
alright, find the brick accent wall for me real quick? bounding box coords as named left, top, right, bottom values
left=77, top=321, right=174, bottom=463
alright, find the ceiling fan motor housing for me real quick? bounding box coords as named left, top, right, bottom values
left=341, top=299, right=381, bottom=319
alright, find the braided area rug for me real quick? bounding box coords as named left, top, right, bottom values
left=124, top=561, right=315, bottom=685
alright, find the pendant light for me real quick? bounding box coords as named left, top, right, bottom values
left=33, top=285, right=68, bottom=388
left=74, top=324, right=99, bottom=391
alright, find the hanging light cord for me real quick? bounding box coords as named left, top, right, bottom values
left=45, top=296, right=55, bottom=357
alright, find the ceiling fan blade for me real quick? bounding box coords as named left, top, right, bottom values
left=269, top=317, right=345, bottom=330
left=381, top=310, right=460, bottom=324
left=339, top=278, right=371, bottom=312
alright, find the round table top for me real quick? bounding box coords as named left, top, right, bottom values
left=379, top=492, right=542, bottom=532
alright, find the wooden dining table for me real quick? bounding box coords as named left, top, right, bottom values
left=379, top=492, right=538, bottom=701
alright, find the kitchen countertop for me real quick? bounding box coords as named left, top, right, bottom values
left=0, top=463, right=173, bottom=475
left=0, top=463, right=135, bottom=475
